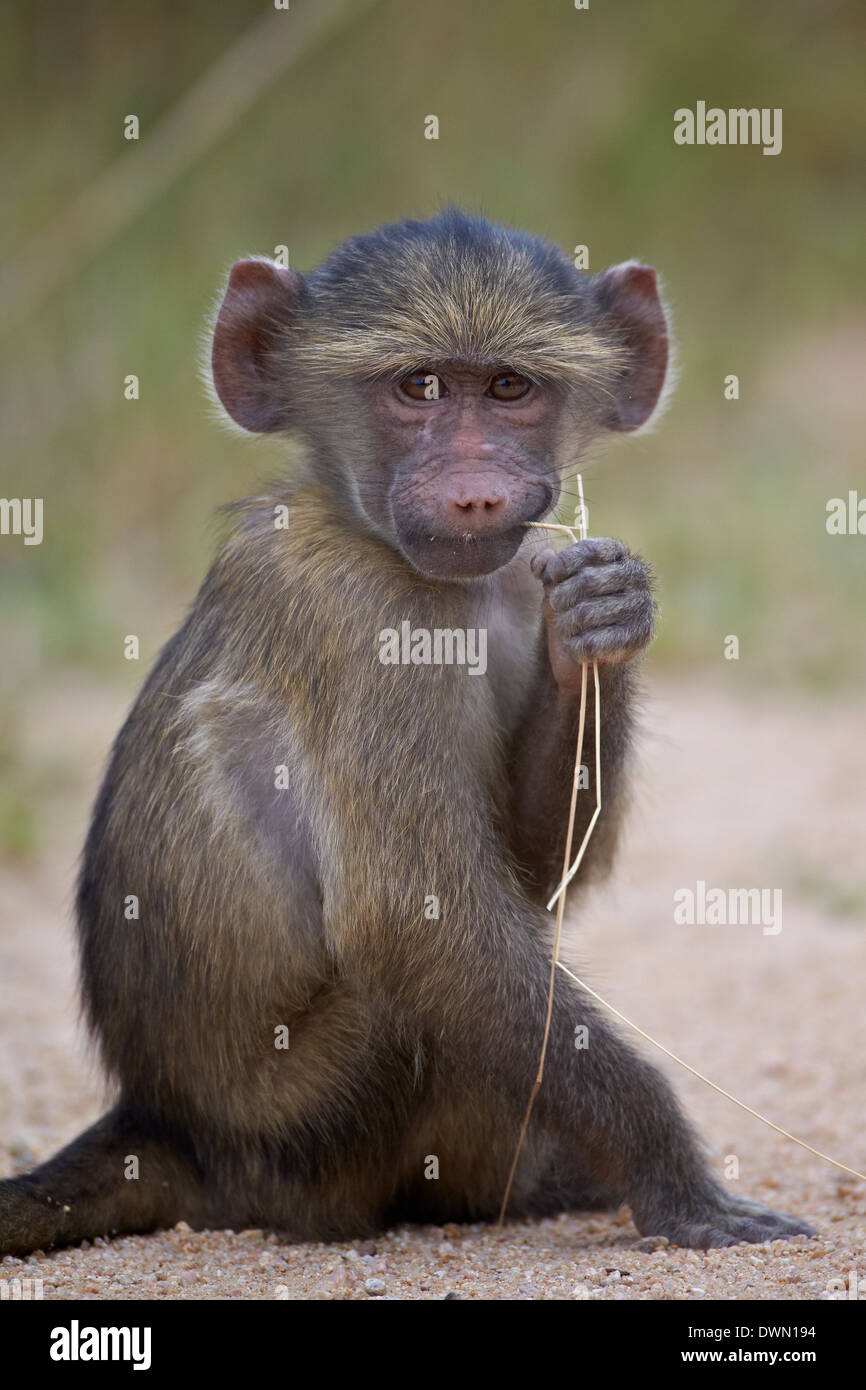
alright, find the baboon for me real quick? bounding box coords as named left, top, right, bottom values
left=0, top=210, right=812, bottom=1255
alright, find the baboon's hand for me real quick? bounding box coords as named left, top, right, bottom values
left=531, top=537, right=655, bottom=690
left=634, top=1190, right=816, bottom=1250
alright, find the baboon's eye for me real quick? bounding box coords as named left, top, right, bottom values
left=398, top=370, right=445, bottom=401
left=487, top=371, right=531, bottom=401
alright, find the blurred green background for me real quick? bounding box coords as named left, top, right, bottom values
left=0, top=0, right=864, bottom=859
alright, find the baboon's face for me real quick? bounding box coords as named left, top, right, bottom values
left=210, top=224, right=670, bottom=583
left=357, top=363, right=563, bottom=580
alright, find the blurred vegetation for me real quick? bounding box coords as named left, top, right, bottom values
left=0, top=0, right=864, bottom=857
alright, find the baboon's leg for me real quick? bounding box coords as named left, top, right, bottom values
left=0, top=1105, right=215, bottom=1256
left=383, top=1064, right=618, bottom=1227
left=0, top=990, right=443, bottom=1254
left=517, top=1159, right=619, bottom=1218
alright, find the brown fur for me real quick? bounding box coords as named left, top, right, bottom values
left=0, top=211, right=812, bottom=1254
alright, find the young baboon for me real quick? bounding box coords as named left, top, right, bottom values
left=0, top=210, right=812, bottom=1255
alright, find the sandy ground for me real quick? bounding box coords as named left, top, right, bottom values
left=1, top=675, right=864, bottom=1300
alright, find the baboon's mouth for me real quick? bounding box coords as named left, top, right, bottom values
left=400, top=525, right=527, bottom=579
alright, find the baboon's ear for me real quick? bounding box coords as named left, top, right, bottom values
left=211, top=259, right=303, bottom=432
left=594, top=263, right=669, bottom=431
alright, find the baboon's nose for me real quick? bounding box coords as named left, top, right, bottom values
left=444, top=485, right=508, bottom=531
